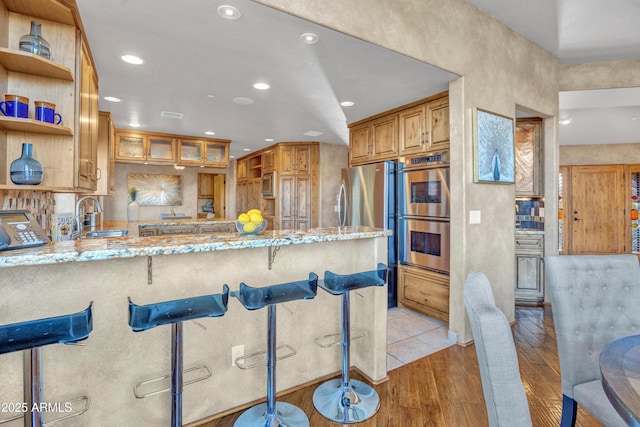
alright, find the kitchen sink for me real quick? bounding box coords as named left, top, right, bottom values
left=83, top=229, right=129, bottom=238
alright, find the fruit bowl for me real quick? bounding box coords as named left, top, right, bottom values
left=235, top=220, right=268, bottom=235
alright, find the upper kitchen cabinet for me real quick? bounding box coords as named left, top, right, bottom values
left=261, top=148, right=277, bottom=173
left=0, top=0, right=97, bottom=191
left=177, top=138, right=230, bottom=168
left=349, top=114, right=398, bottom=165
left=93, top=111, right=115, bottom=196
left=115, top=131, right=175, bottom=164
left=348, top=92, right=449, bottom=166
left=399, top=96, right=449, bottom=155
left=515, top=118, right=543, bottom=197
left=279, top=143, right=311, bottom=175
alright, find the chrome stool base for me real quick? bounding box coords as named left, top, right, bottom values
left=312, top=378, right=380, bottom=424
left=234, top=401, right=309, bottom=427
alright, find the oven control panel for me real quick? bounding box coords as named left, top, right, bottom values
left=404, top=150, right=449, bottom=168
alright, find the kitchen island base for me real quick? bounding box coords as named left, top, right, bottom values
left=0, top=233, right=388, bottom=426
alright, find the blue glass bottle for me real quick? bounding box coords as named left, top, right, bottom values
left=10, top=143, right=43, bottom=185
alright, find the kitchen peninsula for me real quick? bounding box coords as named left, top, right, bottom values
left=0, top=226, right=389, bottom=426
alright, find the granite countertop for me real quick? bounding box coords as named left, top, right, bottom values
left=0, top=226, right=391, bottom=268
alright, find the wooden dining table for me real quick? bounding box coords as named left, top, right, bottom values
left=600, top=334, right=640, bottom=426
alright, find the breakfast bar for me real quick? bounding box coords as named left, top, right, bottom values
left=0, top=226, right=390, bottom=426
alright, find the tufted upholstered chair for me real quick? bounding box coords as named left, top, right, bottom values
left=463, top=272, right=532, bottom=427
left=545, top=254, right=640, bottom=427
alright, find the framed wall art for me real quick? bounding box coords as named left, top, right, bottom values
left=473, top=107, right=515, bottom=184
left=127, top=173, right=182, bottom=206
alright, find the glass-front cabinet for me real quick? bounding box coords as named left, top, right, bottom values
left=177, top=139, right=230, bottom=168
left=115, top=132, right=175, bottom=163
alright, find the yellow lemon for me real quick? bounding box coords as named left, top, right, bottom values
left=242, top=222, right=257, bottom=233
left=247, top=208, right=261, bottom=216
left=249, top=212, right=263, bottom=223
left=237, top=213, right=250, bottom=224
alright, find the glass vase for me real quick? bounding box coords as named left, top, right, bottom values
left=19, top=21, right=51, bottom=60
left=10, top=143, right=43, bottom=185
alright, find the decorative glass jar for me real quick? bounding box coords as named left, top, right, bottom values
left=10, top=143, right=43, bottom=185
left=19, top=21, right=51, bottom=60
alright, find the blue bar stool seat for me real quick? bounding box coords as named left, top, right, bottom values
left=233, top=273, right=318, bottom=427
left=128, top=286, right=229, bottom=427
left=312, top=263, right=387, bottom=424
left=0, top=304, right=93, bottom=427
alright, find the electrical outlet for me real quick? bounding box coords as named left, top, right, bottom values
left=231, top=344, right=244, bottom=367
left=334, top=205, right=339, bottom=212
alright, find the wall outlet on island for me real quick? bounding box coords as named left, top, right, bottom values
left=231, top=344, right=244, bottom=367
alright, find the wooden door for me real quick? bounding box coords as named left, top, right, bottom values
left=280, top=145, right=295, bottom=175
left=214, top=174, right=225, bottom=219
left=399, top=104, right=426, bottom=155
left=349, top=122, right=371, bottom=165
left=294, top=145, right=311, bottom=174
left=371, top=114, right=398, bottom=160
left=569, top=165, right=625, bottom=254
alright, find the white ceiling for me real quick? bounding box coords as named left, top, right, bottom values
left=75, top=0, right=640, bottom=156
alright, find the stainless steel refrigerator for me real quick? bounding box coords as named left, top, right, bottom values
left=337, top=160, right=397, bottom=307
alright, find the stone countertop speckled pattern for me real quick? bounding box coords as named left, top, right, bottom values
left=0, top=226, right=391, bottom=268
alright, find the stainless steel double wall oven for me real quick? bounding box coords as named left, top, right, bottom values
left=399, top=150, right=450, bottom=274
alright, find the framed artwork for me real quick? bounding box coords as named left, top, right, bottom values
left=128, top=173, right=182, bottom=206
left=473, top=108, right=515, bottom=184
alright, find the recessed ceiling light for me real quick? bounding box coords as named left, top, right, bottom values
left=218, top=5, right=241, bottom=20
left=174, top=164, right=185, bottom=170
left=207, top=94, right=216, bottom=99
left=304, top=131, right=324, bottom=137
left=230, top=155, right=236, bottom=159
left=205, top=131, right=215, bottom=135
left=129, top=122, right=141, bottom=128
left=559, top=118, right=572, bottom=125
left=253, top=82, right=270, bottom=90
left=104, top=96, right=121, bottom=102
left=265, top=138, right=274, bottom=142
left=121, top=55, right=143, bottom=65
left=340, top=101, right=355, bottom=107
left=631, top=116, right=639, bottom=121
left=242, top=148, right=251, bottom=152
left=300, top=33, right=319, bottom=44
left=233, top=97, right=254, bottom=105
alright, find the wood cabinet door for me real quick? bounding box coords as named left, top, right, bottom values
left=77, top=41, right=98, bottom=190
left=349, top=122, right=371, bottom=165
left=261, top=149, right=276, bottom=172
left=279, top=176, right=295, bottom=229
left=399, top=105, right=426, bottom=155
left=214, top=174, right=226, bottom=219
left=428, top=100, right=450, bottom=151
left=237, top=159, right=247, bottom=181
left=115, top=133, right=145, bottom=161
left=248, top=180, right=261, bottom=210
left=371, top=114, right=398, bottom=160
left=294, top=175, right=311, bottom=229
left=236, top=182, right=248, bottom=215
left=569, top=165, right=625, bottom=254
left=198, top=173, right=215, bottom=196
left=203, top=141, right=228, bottom=167
left=148, top=136, right=175, bottom=162
left=177, top=140, right=203, bottom=164
left=294, top=145, right=311, bottom=174
left=279, top=145, right=295, bottom=175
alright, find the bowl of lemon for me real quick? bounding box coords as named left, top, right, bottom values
left=236, top=208, right=267, bottom=235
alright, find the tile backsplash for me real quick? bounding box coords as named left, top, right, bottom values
left=516, top=199, right=544, bottom=230
left=0, top=190, right=55, bottom=232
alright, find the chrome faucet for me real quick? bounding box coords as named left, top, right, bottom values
left=74, top=196, right=103, bottom=237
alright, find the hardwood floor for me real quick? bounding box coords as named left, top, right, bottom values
left=192, top=305, right=603, bottom=427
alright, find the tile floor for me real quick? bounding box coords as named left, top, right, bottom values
left=386, top=307, right=456, bottom=371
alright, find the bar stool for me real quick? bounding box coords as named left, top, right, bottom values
left=0, top=303, right=93, bottom=427
left=128, top=286, right=229, bottom=427
left=312, top=263, right=387, bottom=424
left=232, top=273, right=318, bottom=427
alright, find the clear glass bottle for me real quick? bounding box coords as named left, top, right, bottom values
left=10, top=143, right=44, bottom=185
left=19, top=21, right=51, bottom=60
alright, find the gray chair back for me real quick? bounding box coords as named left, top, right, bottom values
left=546, top=254, right=640, bottom=427
left=463, top=272, right=532, bottom=427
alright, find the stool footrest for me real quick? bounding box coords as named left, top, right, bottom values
left=314, top=327, right=366, bottom=348
left=134, top=364, right=212, bottom=398
left=0, top=396, right=90, bottom=426
left=235, top=344, right=296, bottom=370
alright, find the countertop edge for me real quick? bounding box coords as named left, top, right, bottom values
left=0, top=227, right=392, bottom=268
